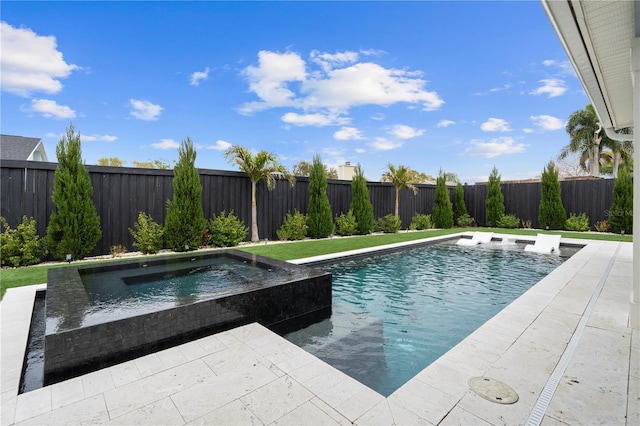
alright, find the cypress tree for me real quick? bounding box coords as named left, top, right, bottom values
left=453, top=182, right=467, bottom=225
left=350, top=164, right=375, bottom=235
left=538, top=161, right=566, bottom=230
left=306, top=154, right=334, bottom=238
left=45, top=124, right=102, bottom=260
left=609, top=166, right=633, bottom=234
left=164, top=137, right=206, bottom=251
left=432, top=170, right=454, bottom=228
left=485, top=166, right=505, bottom=227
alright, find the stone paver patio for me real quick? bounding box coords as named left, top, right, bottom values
left=1, top=234, right=638, bottom=425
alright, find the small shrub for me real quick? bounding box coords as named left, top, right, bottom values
left=456, top=213, right=473, bottom=228
left=565, top=213, right=590, bottom=232
left=375, top=214, right=402, bottom=233
left=410, top=214, right=432, bottom=230
left=594, top=219, right=609, bottom=233
left=497, top=214, right=520, bottom=229
left=110, top=245, right=127, bottom=257
left=522, top=219, right=533, bottom=229
left=277, top=210, right=307, bottom=241
left=129, top=212, right=164, bottom=254
left=0, top=216, right=44, bottom=267
left=335, top=211, right=357, bottom=236
left=207, top=210, right=248, bottom=247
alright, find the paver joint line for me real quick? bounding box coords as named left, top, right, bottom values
left=525, top=242, right=622, bottom=426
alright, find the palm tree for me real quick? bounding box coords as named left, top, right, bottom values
left=601, top=129, right=633, bottom=177
left=561, top=104, right=613, bottom=176
left=224, top=145, right=294, bottom=242
left=381, top=164, right=419, bottom=217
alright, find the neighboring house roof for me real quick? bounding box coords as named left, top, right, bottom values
left=0, top=134, right=49, bottom=161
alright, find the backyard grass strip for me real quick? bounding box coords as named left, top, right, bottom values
left=0, top=228, right=631, bottom=300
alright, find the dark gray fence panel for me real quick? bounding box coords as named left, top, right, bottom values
left=502, top=182, right=540, bottom=227
left=561, top=179, right=614, bottom=226
left=0, top=160, right=620, bottom=256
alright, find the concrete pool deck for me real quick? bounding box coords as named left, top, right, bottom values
left=1, top=234, right=638, bottom=425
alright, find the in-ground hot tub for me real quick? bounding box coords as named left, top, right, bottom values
left=44, top=250, right=331, bottom=385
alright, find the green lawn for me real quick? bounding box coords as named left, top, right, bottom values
left=1, top=228, right=631, bottom=299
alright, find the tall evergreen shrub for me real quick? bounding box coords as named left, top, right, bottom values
left=350, top=164, right=375, bottom=235
left=432, top=170, right=454, bottom=228
left=45, top=124, right=102, bottom=259
left=306, top=155, right=334, bottom=238
left=485, top=166, right=505, bottom=227
left=538, top=161, right=566, bottom=230
left=453, top=182, right=467, bottom=225
left=609, top=167, right=633, bottom=234
left=164, top=137, right=206, bottom=251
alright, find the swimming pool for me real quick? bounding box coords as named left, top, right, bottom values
left=284, top=238, right=577, bottom=396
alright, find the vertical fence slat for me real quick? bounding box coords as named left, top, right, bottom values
left=0, top=159, right=620, bottom=256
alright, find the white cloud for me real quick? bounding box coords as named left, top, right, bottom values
left=529, top=78, right=567, bottom=98
left=239, top=50, right=306, bottom=114
left=542, top=59, right=575, bottom=76
left=81, top=134, right=117, bottom=142
left=334, top=126, right=364, bottom=140
left=130, top=99, right=163, bottom=120
left=151, top=139, right=179, bottom=150
left=491, top=83, right=513, bottom=92
left=355, top=148, right=366, bottom=154
left=0, top=22, right=78, bottom=96
left=206, top=140, right=232, bottom=151
left=463, top=137, right=526, bottom=158
left=27, top=99, right=76, bottom=119
left=239, top=50, right=444, bottom=115
left=388, top=124, right=424, bottom=139
left=523, top=128, right=534, bottom=134
left=369, top=137, right=403, bottom=151
left=481, top=118, right=512, bottom=132
left=437, top=119, right=455, bottom=128
left=310, top=50, right=359, bottom=72
left=304, top=62, right=443, bottom=111
left=474, top=83, right=513, bottom=96
left=190, top=67, right=210, bottom=86
left=370, top=113, right=385, bottom=121
left=530, top=114, right=565, bottom=131
left=281, top=112, right=349, bottom=127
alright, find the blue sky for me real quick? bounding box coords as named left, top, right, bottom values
left=1, top=1, right=588, bottom=183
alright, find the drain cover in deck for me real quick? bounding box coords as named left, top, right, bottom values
left=468, top=377, right=519, bottom=404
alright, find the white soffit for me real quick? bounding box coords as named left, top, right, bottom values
left=541, top=0, right=634, bottom=130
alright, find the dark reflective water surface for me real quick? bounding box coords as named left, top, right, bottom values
left=20, top=291, right=45, bottom=393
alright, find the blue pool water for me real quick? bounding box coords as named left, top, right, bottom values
left=284, top=239, right=575, bottom=396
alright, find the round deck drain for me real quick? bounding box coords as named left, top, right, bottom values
left=468, top=377, right=519, bottom=404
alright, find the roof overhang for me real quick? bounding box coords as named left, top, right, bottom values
left=540, top=0, right=636, bottom=132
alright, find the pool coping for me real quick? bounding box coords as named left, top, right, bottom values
left=1, top=232, right=637, bottom=425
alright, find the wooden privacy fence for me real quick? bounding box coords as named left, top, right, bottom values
left=0, top=160, right=616, bottom=256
